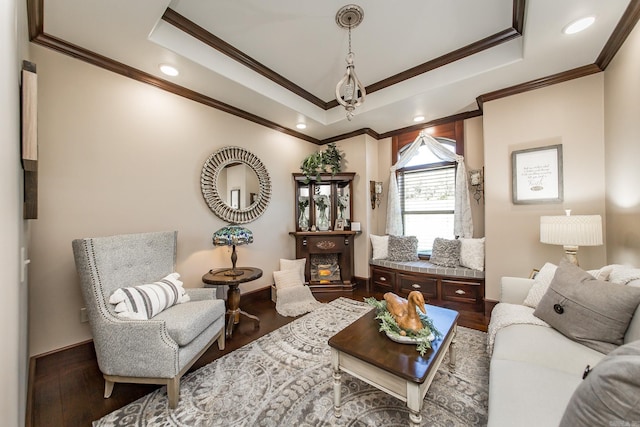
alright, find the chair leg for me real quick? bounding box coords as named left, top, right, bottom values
left=217, top=330, right=225, bottom=350
left=167, top=377, right=180, bottom=409
left=104, top=378, right=115, bottom=398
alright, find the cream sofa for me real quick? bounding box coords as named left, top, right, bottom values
left=487, top=274, right=640, bottom=426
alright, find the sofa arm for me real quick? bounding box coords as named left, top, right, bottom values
left=500, top=277, right=535, bottom=305
left=185, top=288, right=217, bottom=301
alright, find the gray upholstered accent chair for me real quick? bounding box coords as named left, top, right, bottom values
left=72, top=231, right=226, bottom=409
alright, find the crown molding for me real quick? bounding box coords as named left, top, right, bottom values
left=25, top=0, right=640, bottom=144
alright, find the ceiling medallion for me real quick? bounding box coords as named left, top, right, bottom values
left=335, top=4, right=366, bottom=121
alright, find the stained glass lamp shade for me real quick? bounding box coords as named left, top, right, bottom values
left=212, top=225, right=254, bottom=276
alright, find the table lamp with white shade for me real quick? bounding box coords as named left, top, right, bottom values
left=540, top=210, right=603, bottom=265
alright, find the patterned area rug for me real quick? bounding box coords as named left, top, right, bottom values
left=93, top=298, right=489, bottom=426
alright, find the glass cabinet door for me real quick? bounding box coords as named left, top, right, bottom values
left=293, top=173, right=355, bottom=232
left=313, top=183, right=331, bottom=231
left=336, top=182, right=350, bottom=221
left=297, top=183, right=310, bottom=231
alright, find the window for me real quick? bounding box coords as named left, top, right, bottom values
left=397, top=139, right=456, bottom=253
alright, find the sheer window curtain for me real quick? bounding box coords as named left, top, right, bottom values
left=385, top=131, right=473, bottom=238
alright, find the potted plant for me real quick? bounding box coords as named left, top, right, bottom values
left=300, top=143, right=344, bottom=183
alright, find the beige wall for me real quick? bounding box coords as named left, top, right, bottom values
left=28, top=45, right=319, bottom=356
left=483, top=74, right=607, bottom=300
left=604, top=20, right=640, bottom=266
left=374, top=137, right=392, bottom=235
left=464, top=116, right=485, bottom=237
left=336, top=135, right=385, bottom=277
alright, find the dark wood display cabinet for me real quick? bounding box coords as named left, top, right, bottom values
left=291, top=172, right=357, bottom=292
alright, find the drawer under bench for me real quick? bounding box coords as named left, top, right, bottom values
left=369, top=263, right=485, bottom=312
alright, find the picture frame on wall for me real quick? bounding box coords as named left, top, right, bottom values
left=512, top=144, right=563, bottom=204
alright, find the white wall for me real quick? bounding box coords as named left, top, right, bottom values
left=2, top=0, right=30, bottom=425
left=483, top=74, right=607, bottom=300
left=28, top=45, right=317, bottom=356
left=604, top=19, right=640, bottom=266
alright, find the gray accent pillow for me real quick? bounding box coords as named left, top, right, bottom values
left=386, top=235, right=418, bottom=262
left=429, top=237, right=461, bottom=268
left=534, top=260, right=640, bottom=354
left=560, top=340, right=640, bottom=426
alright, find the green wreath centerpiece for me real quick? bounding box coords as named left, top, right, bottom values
left=365, top=297, right=442, bottom=356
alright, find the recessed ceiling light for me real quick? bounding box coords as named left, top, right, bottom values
left=413, top=115, right=425, bottom=123
left=563, top=16, right=595, bottom=35
left=159, top=64, right=179, bottom=77
left=296, top=123, right=307, bottom=130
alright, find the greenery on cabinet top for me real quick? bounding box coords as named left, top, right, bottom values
left=299, top=143, right=344, bottom=183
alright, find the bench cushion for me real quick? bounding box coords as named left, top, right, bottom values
left=370, top=259, right=484, bottom=279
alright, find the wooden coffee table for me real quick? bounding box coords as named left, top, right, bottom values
left=328, top=304, right=459, bottom=427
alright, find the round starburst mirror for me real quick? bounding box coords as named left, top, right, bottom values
left=201, top=146, right=271, bottom=224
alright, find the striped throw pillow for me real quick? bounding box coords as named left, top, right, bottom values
left=109, top=272, right=190, bottom=320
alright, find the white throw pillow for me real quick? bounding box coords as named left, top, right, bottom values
left=273, top=269, right=303, bottom=290
left=370, top=234, right=389, bottom=260
left=523, top=262, right=557, bottom=308
left=109, top=272, right=190, bottom=320
left=609, top=265, right=640, bottom=285
left=279, top=258, right=306, bottom=283
left=459, top=237, right=485, bottom=271
left=587, top=264, right=619, bottom=281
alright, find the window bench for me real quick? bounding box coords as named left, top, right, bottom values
left=369, top=259, right=485, bottom=312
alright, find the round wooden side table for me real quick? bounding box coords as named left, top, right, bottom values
left=202, top=267, right=263, bottom=338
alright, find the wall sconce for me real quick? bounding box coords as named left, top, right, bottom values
left=468, top=169, right=483, bottom=204
left=370, top=181, right=383, bottom=209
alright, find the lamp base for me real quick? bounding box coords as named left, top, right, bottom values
left=224, top=269, right=245, bottom=277
left=224, top=245, right=244, bottom=276
left=563, top=245, right=579, bottom=266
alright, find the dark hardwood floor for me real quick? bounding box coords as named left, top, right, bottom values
left=28, top=288, right=488, bottom=427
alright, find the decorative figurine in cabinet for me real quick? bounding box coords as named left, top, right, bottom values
left=293, top=173, right=354, bottom=232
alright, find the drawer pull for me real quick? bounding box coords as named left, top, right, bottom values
left=412, top=284, right=421, bottom=289
left=379, top=277, right=386, bottom=281
left=455, top=289, right=466, bottom=295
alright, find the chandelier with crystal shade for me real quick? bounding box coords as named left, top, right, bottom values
left=335, top=4, right=366, bottom=121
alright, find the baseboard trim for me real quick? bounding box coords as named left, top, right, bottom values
left=484, top=298, right=499, bottom=318
left=242, top=286, right=271, bottom=303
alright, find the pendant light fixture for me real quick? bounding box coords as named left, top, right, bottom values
left=335, top=4, right=366, bottom=121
